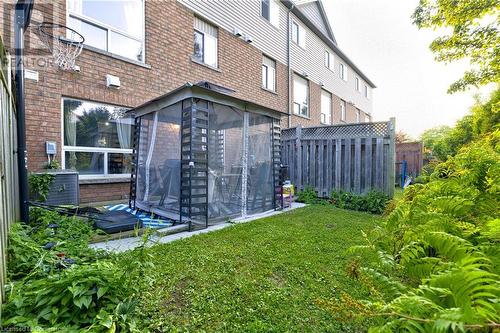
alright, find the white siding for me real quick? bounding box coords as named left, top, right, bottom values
left=178, top=0, right=288, bottom=64
left=289, top=13, right=373, bottom=114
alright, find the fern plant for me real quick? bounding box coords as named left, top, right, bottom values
left=331, top=131, right=500, bottom=332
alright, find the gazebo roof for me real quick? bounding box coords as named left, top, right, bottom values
left=128, top=81, right=282, bottom=119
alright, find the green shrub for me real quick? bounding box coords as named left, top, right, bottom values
left=297, top=186, right=321, bottom=204
left=4, top=208, right=144, bottom=331
left=330, top=190, right=389, bottom=214
left=8, top=208, right=98, bottom=280
left=3, top=262, right=137, bottom=331
left=28, top=173, right=54, bottom=202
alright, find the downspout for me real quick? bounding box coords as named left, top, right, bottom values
left=14, top=0, right=33, bottom=223
left=287, top=3, right=294, bottom=128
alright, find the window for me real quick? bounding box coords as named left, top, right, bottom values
left=339, top=63, right=347, bottom=81
left=262, top=56, right=276, bottom=91
left=321, top=90, right=332, bottom=124
left=355, top=77, right=360, bottom=91
left=365, top=114, right=371, bottom=123
left=193, top=17, right=218, bottom=68
left=365, top=85, right=369, bottom=98
left=324, top=50, right=333, bottom=69
left=340, top=100, right=346, bottom=121
left=62, top=98, right=133, bottom=178
left=291, top=21, right=306, bottom=48
left=261, top=0, right=279, bottom=27
left=293, top=74, right=309, bottom=117
left=356, top=108, right=361, bottom=123
left=67, top=0, right=144, bottom=62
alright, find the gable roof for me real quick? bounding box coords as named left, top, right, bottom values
left=282, top=0, right=376, bottom=88
left=295, top=0, right=336, bottom=44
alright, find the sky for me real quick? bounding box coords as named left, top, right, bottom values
left=321, top=0, right=493, bottom=139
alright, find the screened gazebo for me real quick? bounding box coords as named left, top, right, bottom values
left=128, top=82, right=282, bottom=231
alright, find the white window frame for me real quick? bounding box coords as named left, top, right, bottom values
left=193, top=17, right=218, bottom=68
left=262, top=55, right=276, bottom=91
left=66, top=0, right=145, bottom=63
left=339, top=63, right=347, bottom=81
left=340, top=100, right=346, bottom=121
left=365, top=114, right=371, bottom=123
left=356, top=109, right=360, bottom=123
left=365, top=85, right=369, bottom=99
left=324, top=50, right=330, bottom=69
left=355, top=77, right=360, bottom=91
left=61, top=98, right=133, bottom=180
left=291, top=20, right=306, bottom=48
left=261, top=0, right=280, bottom=28
left=320, top=89, right=332, bottom=125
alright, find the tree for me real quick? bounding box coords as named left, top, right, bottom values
left=395, top=131, right=413, bottom=144
left=420, top=87, right=499, bottom=160
left=412, top=0, right=500, bottom=93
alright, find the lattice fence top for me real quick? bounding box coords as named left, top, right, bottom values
left=282, top=121, right=393, bottom=141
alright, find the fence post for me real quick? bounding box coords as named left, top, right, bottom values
left=387, top=117, right=396, bottom=197
left=295, top=125, right=302, bottom=191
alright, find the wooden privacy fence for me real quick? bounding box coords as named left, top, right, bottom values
left=0, top=38, right=18, bottom=312
left=281, top=118, right=395, bottom=198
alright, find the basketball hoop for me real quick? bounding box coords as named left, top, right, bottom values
left=37, top=22, right=84, bottom=71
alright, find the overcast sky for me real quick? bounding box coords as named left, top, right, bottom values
left=322, top=0, right=493, bottom=139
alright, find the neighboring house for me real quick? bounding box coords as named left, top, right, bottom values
left=0, top=0, right=375, bottom=203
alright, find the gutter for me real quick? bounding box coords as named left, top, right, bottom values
left=287, top=3, right=294, bottom=128
left=281, top=0, right=376, bottom=88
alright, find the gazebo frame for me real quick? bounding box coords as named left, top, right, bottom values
left=128, top=82, right=282, bottom=231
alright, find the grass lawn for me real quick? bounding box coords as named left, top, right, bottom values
left=118, top=205, right=383, bottom=332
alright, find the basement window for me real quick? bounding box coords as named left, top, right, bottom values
left=67, top=0, right=144, bottom=62
left=193, top=17, right=218, bottom=68
left=62, top=98, right=133, bottom=178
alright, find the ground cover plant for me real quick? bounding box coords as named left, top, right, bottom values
left=3, top=205, right=384, bottom=332
left=297, top=185, right=390, bottom=215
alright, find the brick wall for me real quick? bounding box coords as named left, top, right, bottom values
left=2, top=0, right=373, bottom=203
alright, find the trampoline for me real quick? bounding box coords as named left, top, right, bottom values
left=128, top=82, right=282, bottom=231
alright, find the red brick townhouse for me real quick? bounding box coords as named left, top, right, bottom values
left=0, top=0, right=376, bottom=203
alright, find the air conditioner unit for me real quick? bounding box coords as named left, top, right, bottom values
left=37, top=171, right=80, bottom=206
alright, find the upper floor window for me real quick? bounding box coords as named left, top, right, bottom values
left=356, top=108, right=360, bottom=123
left=261, top=0, right=280, bottom=27
left=193, top=17, right=218, bottom=68
left=365, top=85, right=369, bottom=98
left=324, top=50, right=333, bottom=70
left=321, top=90, right=332, bottom=125
left=365, top=114, right=371, bottom=123
left=62, top=98, right=133, bottom=178
left=293, top=74, right=309, bottom=117
left=355, top=77, right=360, bottom=91
left=339, top=63, right=347, bottom=81
left=67, top=0, right=144, bottom=62
left=340, top=99, right=346, bottom=121
left=262, top=55, right=276, bottom=91
left=291, top=21, right=306, bottom=48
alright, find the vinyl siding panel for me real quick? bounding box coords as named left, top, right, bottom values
left=178, top=0, right=288, bottom=64
left=289, top=13, right=373, bottom=115
left=297, top=2, right=331, bottom=39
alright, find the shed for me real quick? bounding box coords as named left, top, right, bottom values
left=128, top=82, right=282, bottom=231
